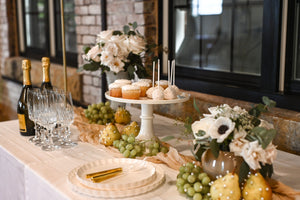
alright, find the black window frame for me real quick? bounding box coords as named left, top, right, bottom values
left=17, top=0, right=77, bottom=68
left=166, top=0, right=300, bottom=111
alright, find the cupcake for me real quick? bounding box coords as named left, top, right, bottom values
left=114, top=79, right=132, bottom=85
left=132, top=81, right=151, bottom=97
left=155, top=80, right=169, bottom=89
left=152, top=87, right=164, bottom=100
left=138, top=78, right=152, bottom=85
left=108, top=83, right=122, bottom=97
left=146, top=86, right=164, bottom=99
left=122, top=85, right=141, bottom=99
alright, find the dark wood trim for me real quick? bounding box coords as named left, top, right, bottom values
left=101, top=0, right=107, bottom=103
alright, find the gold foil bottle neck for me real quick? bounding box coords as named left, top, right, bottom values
left=42, top=57, right=51, bottom=82
left=22, top=59, right=31, bottom=71
left=22, top=59, right=32, bottom=85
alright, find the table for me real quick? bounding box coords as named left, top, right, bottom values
left=0, top=106, right=299, bottom=200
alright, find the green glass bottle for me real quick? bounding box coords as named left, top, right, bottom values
left=40, top=57, right=53, bottom=90
left=17, top=59, right=35, bottom=136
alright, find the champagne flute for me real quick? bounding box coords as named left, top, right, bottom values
left=27, top=88, right=42, bottom=145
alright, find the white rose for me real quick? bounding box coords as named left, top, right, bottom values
left=240, top=141, right=267, bottom=170
left=229, top=138, right=248, bottom=156
left=265, top=143, right=277, bottom=164
left=107, top=57, right=125, bottom=73
left=208, top=117, right=235, bottom=143
left=86, top=45, right=101, bottom=62
left=103, top=42, right=119, bottom=57
left=100, top=51, right=114, bottom=66
left=125, top=35, right=146, bottom=54
left=96, top=30, right=113, bottom=43
left=233, top=127, right=247, bottom=139
left=192, top=118, right=215, bottom=140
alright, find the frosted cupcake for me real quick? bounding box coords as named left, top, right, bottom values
left=132, top=81, right=151, bottom=97
left=138, top=79, right=152, bottom=85
left=155, top=80, right=169, bottom=89
left=108, top=83, right=122, bottom=97
left=114, top=79, right=132, bottom=85
left=122, top=85, right=141, bottom=99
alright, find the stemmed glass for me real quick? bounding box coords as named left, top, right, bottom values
left=38, top=90, right=59, bottom=151
left=27, top=88, right=42, bottom=145
left=59, top=91, right=77, bottom=147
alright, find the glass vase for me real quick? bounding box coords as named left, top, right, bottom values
left=201, top=149, right=243, bottom=180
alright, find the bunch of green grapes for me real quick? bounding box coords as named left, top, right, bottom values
left=113, top=134, right=145, bottom=158
left=176, top=162, right=211, bottom=200
left=84, top=101, right=115, bottom=125
left=146, top=140, right=169, bottom=156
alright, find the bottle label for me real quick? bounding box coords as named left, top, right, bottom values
left=18, top=114, right=27, bottom=132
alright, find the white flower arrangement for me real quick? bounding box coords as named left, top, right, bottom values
left=79, top=22, right=152, bottom=79
left=191, top=97, right=277, bottom=178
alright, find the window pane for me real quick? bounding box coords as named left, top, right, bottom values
left=55, top=0, right=77, bottom=54
left=24, top=0, right=46, bottom=49
left=293, top=4, right=300, bottom=80
left=174, top=0, right=263, bottom=75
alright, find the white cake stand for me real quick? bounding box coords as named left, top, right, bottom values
left=105, top=92, right=189, bottom=140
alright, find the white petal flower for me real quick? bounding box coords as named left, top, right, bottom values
left=100, top=51, right=114, bottom=66
left=107, top=57, right=125, bottom=73
left=103, top=42, right=119, bottom=57
left=191, top=118, right=215, bottom=140
left=229, top=138, right=248, bottom=156
left=208, top=117, right=235, bottom=143
left=233, top=127, right=247, bottom=139
left=125, top=35, right=146, bottom=54
left=265, top=143, right=277, bottom=164
left=96, top=30, right=113, bottom=43
left=86, top=45, right=101, bottom=62
left=240, top=141, right=267, bottom=170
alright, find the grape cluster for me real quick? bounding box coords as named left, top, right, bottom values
left=176, top=162, right=211, bottom=200
left=113, top=134, right=144, bottom=158
left=84, top=102, right=115, bottom=125
left=113, top=134, right=169, bottom=158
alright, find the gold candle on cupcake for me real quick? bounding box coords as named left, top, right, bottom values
left=122, top=85, right=141, bottom=99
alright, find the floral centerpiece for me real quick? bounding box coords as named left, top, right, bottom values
left=190, top=96, right=277, bottom=181
left=79, top=22, right=154, bottom=79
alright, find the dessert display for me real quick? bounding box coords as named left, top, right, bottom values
left=152, top=86, right=165, bottom=100
left=164, top=86, right=177, bottom=100
left=155, top=80, right=168, bottom=89
left=121, top=85, right=141, bottom=99
left=114, top=79, right=132, bottom=85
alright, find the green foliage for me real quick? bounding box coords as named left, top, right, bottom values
left=251, top=127, right=277, bottom=149
left=249, top=96, right=275, bottom=118
left=239, top=160, right=250, bottom=184
left=210, top=139, right=219, bottom=158
left=193, top=98, right=202, bottom=115
left=260, top=163, right=273, bottom=178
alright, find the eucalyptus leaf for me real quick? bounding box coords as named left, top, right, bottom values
left=161, top=135, right=175, bottom=142
left=193, top=98, right=202, bottom=115
left=239, top=160, right=250, bottom=184
left=210, top=139, right=219, bottom=158
left=192, top=143, right=206, bottom=161
left=132, top=21, right=138, bottom=29
left=123, top=25, right=130, bottom=34
left=83, top=63, right=100, bottom=71
left=252, top=127, right=277, bottom=149
left=83, top=46, right=91, bottom=54
left=262, top=96, right=276, bottom=108
left=260, top=163, right=273, bottom=178
left=195, top=130, right=206, bottom=137
left=112, top=30, right=122, bottom=35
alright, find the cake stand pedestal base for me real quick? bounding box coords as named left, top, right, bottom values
left=136, top=104, right=155, bottom=140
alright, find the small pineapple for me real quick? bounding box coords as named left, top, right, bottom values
left=122, top=121, right=140, bottom=137
left=114, top=107, right=131, bottom=125
left=99, top=123, right=121, bottom=146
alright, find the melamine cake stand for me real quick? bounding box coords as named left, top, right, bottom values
left=105, top=92, right=189, bottom=140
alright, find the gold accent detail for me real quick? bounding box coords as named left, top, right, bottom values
left=90, top=170, right=123, bottom=183
left=18, top=114, right=27, bottom=132
left=86, top=167, right=122, bottom=179
left=22, top=59, right=32, bottom=85
left=42, top=57, right=51, bottom=82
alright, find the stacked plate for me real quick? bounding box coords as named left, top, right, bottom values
left=67, top=158, right=165, bottom=198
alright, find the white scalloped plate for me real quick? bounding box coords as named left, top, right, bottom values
left=75, top=158, right=156, bottom=190
left=68, top=164, right=165, bottom=198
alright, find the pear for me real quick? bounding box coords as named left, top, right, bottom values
left=114, top=107, right=131, bottom=125
left=122, top=121, right=140, bottom=137
left=210, top=173, right=241, bottom=200
left=242, top=172, right=272, bottom=200
left=99, top=123, right=121, bottom=146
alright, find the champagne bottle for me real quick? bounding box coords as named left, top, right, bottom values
left=40, top=57, right=53, bottom=90
left=17, top=59, right=35, bottom=136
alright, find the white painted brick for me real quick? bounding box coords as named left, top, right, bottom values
left=88, top=4, right=101, bottom=15
left=82, top=16, right=96, bottom=25
left=83, top=75, right=93, bottom=85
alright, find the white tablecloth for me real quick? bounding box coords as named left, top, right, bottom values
left=0, top=106, right=299, bottom=200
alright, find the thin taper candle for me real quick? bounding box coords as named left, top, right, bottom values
left=152, top=61, right=155, bottom=87
left=60, top=0, right=67, bottom=92
left=158, top=59, right=160, bottom=87
left=167, top=60, right=170, bottom=86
